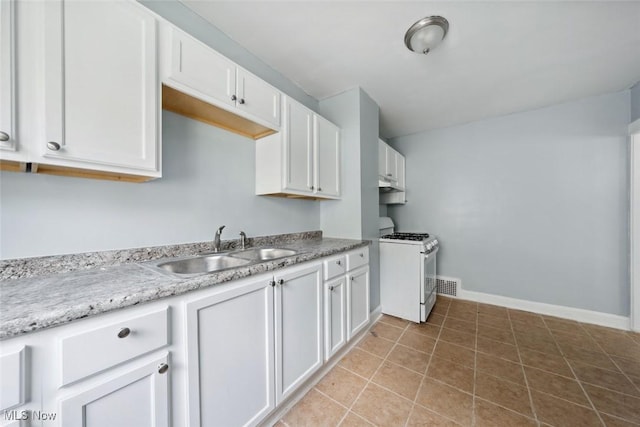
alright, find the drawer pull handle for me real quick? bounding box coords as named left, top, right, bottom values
left=158, top=363, right=169, bottom=374
left=336, top=260, right=341, bottom=266
left=47, top=141, right=61, bottom=151
left=0, top=131, right=9, bottom=142
left=117, top=327, right=131, bottom=339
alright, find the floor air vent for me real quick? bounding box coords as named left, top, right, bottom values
left=436, top=276, right=460, bottom=297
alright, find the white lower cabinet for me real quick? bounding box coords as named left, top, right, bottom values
left=274, top=263, right=323, bottom=403
left=348, top=266, right=370, bottom=339
left=60, top=355, right=170, bottom=427
left=324, top=276, right=347, bottom=360
left=185, top=278, right=275, bottom=427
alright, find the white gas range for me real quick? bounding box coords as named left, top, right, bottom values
left=379, top=218, right=440, bottom=323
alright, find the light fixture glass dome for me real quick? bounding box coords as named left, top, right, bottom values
left=404, top=16, right=449, bottom=55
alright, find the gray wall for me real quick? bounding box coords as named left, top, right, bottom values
left=0, top=112, right=320, bottom=259
left=139, top=0, right=318, bottom=112
left=632, top=82, right=640, bottom=123
left=319, top=88, right=381, bottom=310
left=389, top=91, right=630, bottom=316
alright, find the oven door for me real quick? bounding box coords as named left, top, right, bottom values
left=420, top=247, right=438, bottom=322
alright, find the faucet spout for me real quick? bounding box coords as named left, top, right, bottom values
left=239, top=231, right=247, bottom=250
left=213, top=225, right=225, bottom=252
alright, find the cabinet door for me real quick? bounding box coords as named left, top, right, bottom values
left=314, top=115, right=340, bottom=198
left=275, top=263, right=322, bottom=403
left=348, top=266, right=370, bottom=340
left=282, top=98, right=313, bottom=193
left=186, top=279, right=275, bottom=427
left=237, top=68, right=280, bottom=128
left=169, top=28, right=236, bottom=108
left=0, top=0, right=16, bottom=153
left=60, top=355, right=169, bottom=427
left=378, top=139, right=387, bottom=180
left=385, top=146, right=398, bottom=183
left=42, top=0, right=159, bottom=173
left=324, top=276, right=347, bottom=361
left=396, top=153, right=406, bottom=191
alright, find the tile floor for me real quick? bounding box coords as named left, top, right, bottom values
left=277, top=296, right=640, bottom=427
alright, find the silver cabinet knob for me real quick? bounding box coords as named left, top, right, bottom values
left=231, top=95, right=237, bottom=101
left=0, top=131, right=9, bottom=142
left=360, top=253, right=364, bottom=258
left=47, top=141, right=61, bottom=151
left=329, top=286, right=335, bottom=291
left=386, top=173, right=392, bottom=177
left=351, top=276, right=355, bottom=281
left=278, top=279, right=284, bottom=286
left=158, top=363, right=169, bottom=374
left=336, top=260, right=341, bottom=266
left=269, top=280, right=276, bottom=287
left=239, top=98, right=245, bottom=105
left=309, top=185, right=314, bottom=190
left=117, top=327, right=131, bottom=339
left=318, top=187, right=322, bottom=192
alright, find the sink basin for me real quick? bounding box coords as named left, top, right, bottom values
left=156, top=255, right=251, bottom=275
left=230, top=248, right=298, bottom=261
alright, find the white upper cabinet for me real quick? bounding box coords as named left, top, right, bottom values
left=40, top=0, right=160, bottom=179
left=314, top=114, right=341, bottom=198
left=0, top=0, right=18, bottom=159
left=378, top=139, right=406, bottom=192
left=396, top=153, right=406, bottom=191
left=283, top=98, right=314, bottom=192
left=256, top=96, right=341, bottom=200
left=162, top=26, right=281, bottom=133
left=167, top=28, right=236, bottom=109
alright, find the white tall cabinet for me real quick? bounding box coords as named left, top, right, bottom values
left=0, top=0, right=18, bottom=159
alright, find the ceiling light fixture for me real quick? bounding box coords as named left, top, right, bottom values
left=404, top=16, right=449, bottom=55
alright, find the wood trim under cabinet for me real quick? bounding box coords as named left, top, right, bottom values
left=0, top=159, right=27, bottom=172
left=31, top=163, right=153, bottom=183
left=162, top=85, right=277, bottom=140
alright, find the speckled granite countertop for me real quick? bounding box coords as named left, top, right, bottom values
left=0, top=232, right=369, bottom=340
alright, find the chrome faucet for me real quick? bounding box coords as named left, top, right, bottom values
left=239, top=231, right=247, bottom=250
left=213, top=225, right=225, bottom=253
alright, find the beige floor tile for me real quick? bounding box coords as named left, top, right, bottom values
left=399, top=331, right=437, bottom=354
left=415, top=378, right=473, bottom=426
left=560, top=342, right=620, bottom=371
left=358, top=334, right=394, bottom=358
left=431, top=300, right=451, bottom=316
left=611, top=356, right=640, bottom=379
left=477, top=324, right=516, bottom=345
left=477, top=303, right=509, bottom=319
left=551, top=329, right=602, bottom=352
left=519, top=348, right=574, bottom=378
left=599, top=336, right=640, bottom=360
left=433, top=341, right=475, bottom=368
left=339, top=348, right=384, bottom=379
left=476, top=352, right=525, bottom=385
left=584, top=384, right=640, bottom=424
left=474, top=398, right=537, bottom=427
left=600, top=413, right=639, bottom=427
left=449, top=300, right=478, bottom=311
left=542, top=316, right=585, bottom=334
left=476, top=336, right=520, bottom=363
left=426, top=313, right=446, bottom=326
left=439, top=327, right=476, bottom=350
left=443, top=317, right=477, bottom=334
left=339, top=412, right=375, bottom=427
left=530, top=390, right=602, bottom=427
left=447, top=309, right=477, bottom=323
left=511, top=321, right=553, bottom=338
left=387, top=344, right=430, bottom=374
left=570, top=361, right=640, bottom=397
left=523, top=366, right=590, bottom=406
left=477, top=313, right=511, bottom=329
left=426, top=356, right=475, bottom=393
left=475, top=372, right=533, bottom=417
left=628, top=331, right=640, bottom=345
left=315, top=366, right=367, bottom=407
left=372, top=361, right=424, bottom=401
left=282, top=389, right=348, bottom=427
left=379, top=314, right=410, bottom=328
left=515, top=333, right=561, bottom=356
left=508, top=309, right=546, bottom=327
left=370, top=322, right=405, bottom=342
left=583, top=324, right=632, bottom=342
left=351, top=383, right=412, bottom=427
left=406, top=404, right=461, bottom=427
left=407, top=322, right=441, bottom=339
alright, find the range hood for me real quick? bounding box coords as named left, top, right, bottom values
left=378, top=178, right=403, bottom=192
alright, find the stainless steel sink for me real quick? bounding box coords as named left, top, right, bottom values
left=156, top=255, right=251, bottom=275
left=229, top=247, right=298, bottom=261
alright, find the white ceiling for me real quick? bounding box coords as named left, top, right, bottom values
left=180, top=1, right=640, bottom=138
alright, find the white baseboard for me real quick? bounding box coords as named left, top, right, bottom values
left=370, top=304, right=382, bottom=321
left=457, top=288, right=630, bottom=331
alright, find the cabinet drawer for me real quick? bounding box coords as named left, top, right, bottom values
left=347, top=247, right=369, bottom=271
left=324, top=255, right=346, bottom=280
left=60, top=307, right=169, bottom=386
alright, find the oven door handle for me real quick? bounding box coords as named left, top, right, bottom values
left=420, top=247, right=439, bottom=257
